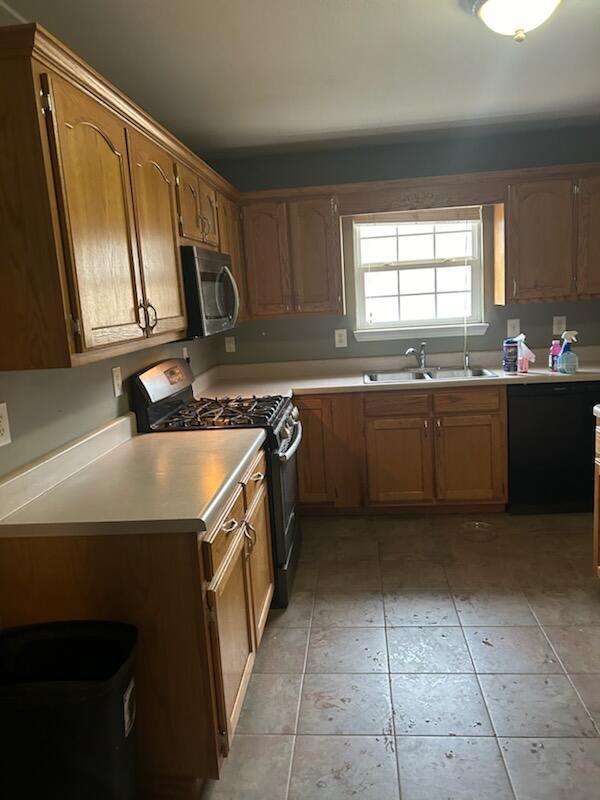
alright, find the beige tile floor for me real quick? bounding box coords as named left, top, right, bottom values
left=202, top=512, right=600, bottom=800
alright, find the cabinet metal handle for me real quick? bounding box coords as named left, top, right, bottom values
left=250, top=472, right=264, bottom=483
left=221, top=519, right=238, bottom=535
left=436, top=419, right=441, bottom=428
left=146, top=301, right=158, bottom=331
left=246, top=522, right=257, bottom=549
left=137, top=301, right=148, bottom=331
left=513, top=279, right=517, bottom=298
left=423, top=420, right=428, bottom=429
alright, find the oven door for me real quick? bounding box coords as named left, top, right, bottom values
left=269, top=420, right=303, bottom=566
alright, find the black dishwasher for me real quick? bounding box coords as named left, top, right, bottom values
left=508, top=381, right=600, bottom=514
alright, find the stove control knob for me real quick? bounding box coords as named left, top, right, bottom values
left=290, top=406, right=300, bottom=421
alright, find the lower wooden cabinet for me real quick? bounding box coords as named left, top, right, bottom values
left=366, top=416, right=434, bottom=503
left=206, top=528, right=255, bottom=756
left=434, top=413, right=505, bottom=501
left=245, top=484, right=275, bottom=645
left=298, top=387, right=507, bottom=510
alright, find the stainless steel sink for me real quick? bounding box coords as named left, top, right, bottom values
left=363, top=367, right=497, bottom=384
left=363, top=370, right=432, bottom=383
left=430, top=367, right=497, bottom=379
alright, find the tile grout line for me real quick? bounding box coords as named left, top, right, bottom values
left=380, top=545, right=403, bottom=800
left=444, top=562, right=519, bottom=800
left=283, top=557, right=317, bottom=800
left=523, top=597, right=600, bottom=738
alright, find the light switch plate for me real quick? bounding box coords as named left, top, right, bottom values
left=0, top=402, right=12, bottom=447
left=225, top=336, right=236, bottom=353
left=111, top=366, right=123, bottom=398
left=507, top=318, right=520, bottom=338
left=553, top=315, right=567, bottom=336
left=334, top=329, right=348, bottom=348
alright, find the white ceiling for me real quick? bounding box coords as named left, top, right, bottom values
left=2, top=0, right=600, bottom=156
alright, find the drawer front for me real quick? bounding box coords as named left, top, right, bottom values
left=433, top=388, right=501, bottom=414
left=203, top=487, right=245, bottom=579
left=242, top=450, right=267, bottom=511
left=364, top=392, right=430, bottom=417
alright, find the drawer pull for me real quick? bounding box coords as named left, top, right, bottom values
left=221, top=519, right=238, bottom=535
left=244, top=523, right=257, bottom=551
left=250, top=471, right=265, bottom=483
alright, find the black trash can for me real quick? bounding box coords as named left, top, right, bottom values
left=0, top=620, right=137, bottom=800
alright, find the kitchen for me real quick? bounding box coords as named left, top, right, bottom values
left=1, top=1, right=600, bottom=798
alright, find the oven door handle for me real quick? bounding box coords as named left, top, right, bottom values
left=278, top=420, right=303, bottom=463
left=222, top=265, right=240, bottom=325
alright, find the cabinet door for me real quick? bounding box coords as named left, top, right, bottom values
left=217, top=193, right=247, bottom=318
left=198, top=178, right=219, bottom=247
left=507, top=179, right=575, bottom=300
left=45, top=75, right=145, bottom=350
left=297, top=396, right=335, bottom=504
left=174, top=162, right=204, bottom=240
left=594, top=461, right=600, bottom=578
left=288, top=197, right=343, bottom=314
left=245, top=485, right=274, bottom=646
left=206, top=529, right=255, bottom=755
left=128, top=130, right=186, bottom=336
left=577, top=176, right=600, bottom=296
left=435, top=414, right=505, bottom=502
left=243, top=202, right=292, bottom=316
left=366, top=417, right=434, bottom=504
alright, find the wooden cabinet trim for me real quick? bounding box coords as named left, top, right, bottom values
left=244, top=484, right=275, bottom=646
left=202, top=485, right=245, bottom=579
left=364, top=391, right=431, bottom=417
left=432, top=388, right=501, bottom=414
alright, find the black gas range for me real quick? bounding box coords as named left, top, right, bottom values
left=130, top=358, right=302, bottom=607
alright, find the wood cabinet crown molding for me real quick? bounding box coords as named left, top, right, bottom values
left=0, top=22, right=238, bottom=201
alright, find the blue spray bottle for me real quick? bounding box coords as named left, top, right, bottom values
left=557, top=330, right=579, bottom=375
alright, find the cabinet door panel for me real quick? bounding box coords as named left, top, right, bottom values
left=46, top=75, right=144, bottom=350
left=207, top=530, right=255, bottom=755
left=594, top=462, right=600, bottom=578
left=366, top=417, right=434, bottom=504
left=297, top=396, right=335, bottom=504
left=577, top=176, right=600, bottom=296
left=128, top=130, right=186, bottom=336
left=246, top=486, right=274, bottom=645
left=507, top=179, right=575, bottom=300
left=217, top=193, right=247, bottom=318
left=435, top=414, right=505, bottom=502
left=288, top=197, right=342, bottom=314
left=175, top=162, right=204, bottom=240
left=198, top=178, right=219, bottom=247
left=243, top=202, right=292, bottom=316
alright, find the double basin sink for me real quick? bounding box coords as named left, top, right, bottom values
left=364, top=367, right=497, bottom=384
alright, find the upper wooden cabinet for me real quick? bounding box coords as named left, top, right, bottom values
left=506, top=178, right=575, bottom=301
left=577, top=176, right=600, bottom=297
left=175, top=164, right=219, bottom=247
left=497, top=174, right=600, bottom=303
left=128, top=130, right=186, bottom=337
left=243, top=197, right=343, bottom=318
left=45, top=74, right=146, bottom=351
left=243, top=202, right=292, bottom=316
left=217, top=193, right=247, bottom=318
left=288, top=197, right=343, bottom=314
left=0, top=23, right=237, bottom=369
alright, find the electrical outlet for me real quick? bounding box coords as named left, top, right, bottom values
left=334, top=329, right=347, bottom=348
left=553, top=315, right=567, bottom=336
left=111, top=366, right=123, bottom=398
left=0, top=402, right=12, bottom=447
left=182, top=345, right=189, bottom=362
left=507, top=318, right=520, bottom=338
left=225, top=336, right=236, bottom=353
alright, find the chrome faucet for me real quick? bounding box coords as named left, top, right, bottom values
left=464, top=351, right=470, bottom=370
left=405, top=341, right=427, bottom=370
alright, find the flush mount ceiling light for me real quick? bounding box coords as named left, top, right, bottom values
left=473, top=0, right=562, bottom=42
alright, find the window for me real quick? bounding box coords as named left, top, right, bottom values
left=353, top=207, right=486, bottom=339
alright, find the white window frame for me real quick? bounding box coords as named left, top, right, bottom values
left=351, top=208, right=489, bottom=342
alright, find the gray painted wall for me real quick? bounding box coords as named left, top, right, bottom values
left=0, top=337, right=220, bottom=477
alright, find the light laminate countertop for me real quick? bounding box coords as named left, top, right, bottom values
left=0, top=429, right=265, bottom=538
left=205, top=366, right=600, bottom=400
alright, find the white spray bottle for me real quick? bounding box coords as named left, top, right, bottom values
left=557, top=330, right=579, bottom=375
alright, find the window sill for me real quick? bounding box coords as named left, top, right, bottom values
left=353, top=323, right=489, bottom=342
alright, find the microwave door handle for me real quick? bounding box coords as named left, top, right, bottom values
left=278, top=421, right=303, bottom=463
left=222, top=265, right=240, bottom=325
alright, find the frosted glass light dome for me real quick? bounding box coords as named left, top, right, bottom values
left=475, top=0, right=562, bottom=41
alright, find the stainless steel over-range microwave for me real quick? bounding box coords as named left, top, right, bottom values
left=180, top=246, right=240, bottom=337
